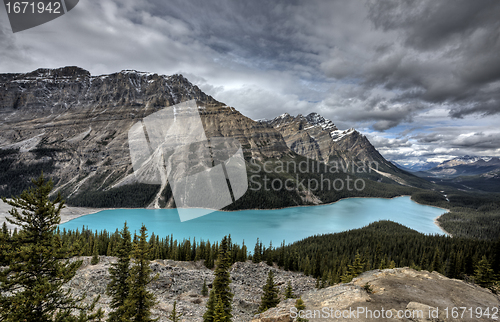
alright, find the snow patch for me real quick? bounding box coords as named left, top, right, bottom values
left=330, top=128, right=355, bottom=142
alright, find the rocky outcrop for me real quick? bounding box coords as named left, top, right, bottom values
left=253, top=267, right=500, bottom=322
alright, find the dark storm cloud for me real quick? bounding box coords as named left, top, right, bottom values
left=146, top=0, right=323, bottom=72
left=367, top=0, right=499, bottom=51
left=415, top=131, right=500, bottom=150
left=1, top=0, right=500, bottom=161
left=365, top=0, right=500, bottom=118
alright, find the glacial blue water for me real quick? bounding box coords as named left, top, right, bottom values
left=59, top=196, right=447, bottom=246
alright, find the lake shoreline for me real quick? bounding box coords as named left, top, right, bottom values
left=0, top=199, right=110, bottom=231
left=2, top=195, right=451, bottom=237
left=433, top=214, right=452, bottom=237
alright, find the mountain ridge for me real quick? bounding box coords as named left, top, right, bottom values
left=421, top=155, right=500, bottom=178
left=262, top=112, right=432, bottom=189
left=0, top=67, right=428, bottom=207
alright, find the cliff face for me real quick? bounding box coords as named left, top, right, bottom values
left=264, top=112, right=430, bottom=188
left=265, top=112, right=391, bottom=167
left=0, top=67, right=289, bottom=204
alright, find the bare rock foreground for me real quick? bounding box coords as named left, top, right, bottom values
left=68, top=257, right=499, bottom=322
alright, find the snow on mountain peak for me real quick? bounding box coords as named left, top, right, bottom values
left=330, top=128, right=355, bottom=142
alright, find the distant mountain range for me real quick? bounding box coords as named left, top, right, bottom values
left=394, top=155, right=500, bottom=192
left=391, top=161, right=440, bottom=172
left=0, top=67, right=430, bottom=208
left=415, top=155, right=500, bottom=178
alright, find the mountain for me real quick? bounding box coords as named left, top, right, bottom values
left=423, top=155, right=500, bottom=178
left=0, top=67, right=290, bottom=206
left=264, top=112, right=380, bottom=164
left=1, top=67, right=428, bottom=209
left=263, top=112, right=432, bottom=188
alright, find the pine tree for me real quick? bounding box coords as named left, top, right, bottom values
left=125, top=224, right=158, bottom=322
left=266, top=241, right=273, bottom=266
left=204, top=242, right=212, bottom=269
left=202, top=278, right=209, bottom=296
left=474, top=256, right=494, bottom=286
left=431, top=248, right=442, bottom=273
left=258, top=270, right=280, bottom=313
left=284, top=281, right=295, bottom=299
left=107, top=222, right=132, bottom=322
left=0, top=222, right=10, bottom=265
left=253, top=238, right=261, bottom=263
left=91, top=241, right=100, bottom=265
left=211, top=236, right=233, bottom=321
left=295, top=297, right=308, bottom=322
left=341, top=251, right=365, bottom=283
left=0, top=173, right=103, bottom=321
left=213, top=296, right=228, bottom=322
left=167, top=301, right=183, bottom=322
left=203, top=289, right=216, bottom=322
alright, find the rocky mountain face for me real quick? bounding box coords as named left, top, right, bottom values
left=70, top=258, right=499, bottom=322
left=263, top=113, right=426, bottom=188
left=0, top=67, right=289, bottom=205
left=265, top=112, right=393, bottom=167
left=0, top=67, right=430, bottom=207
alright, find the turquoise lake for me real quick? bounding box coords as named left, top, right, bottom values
left=59, top=196, right=447, bottom=246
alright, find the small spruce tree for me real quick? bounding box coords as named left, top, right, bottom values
left=258, top=270, right=280, bottom=313
left=295, top=297, right=309, bottom=322
left=212, top=236, right=233, bottom=321
left=106, top=222, right=132, bottom=322
left=91, top=242, right=100, bottom=265
left=202, top=278, right=209, bottom=296
left=431, top=248, right=442, bottom=273
left=124, top=224, right=158, bottom=322
left=253, top=238, right=261, bottom=263
left=475, top=255, right=495, bottom=286
left=284, top=281, right=295, bottom=299
left=167, top=301, right=183, bottom=322
left=204, top=236, right=233, bottom=322
left=341, top=251, right=365, bottom=283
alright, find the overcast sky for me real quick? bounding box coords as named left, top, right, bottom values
left=1, top=0, right=500, bottom=165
